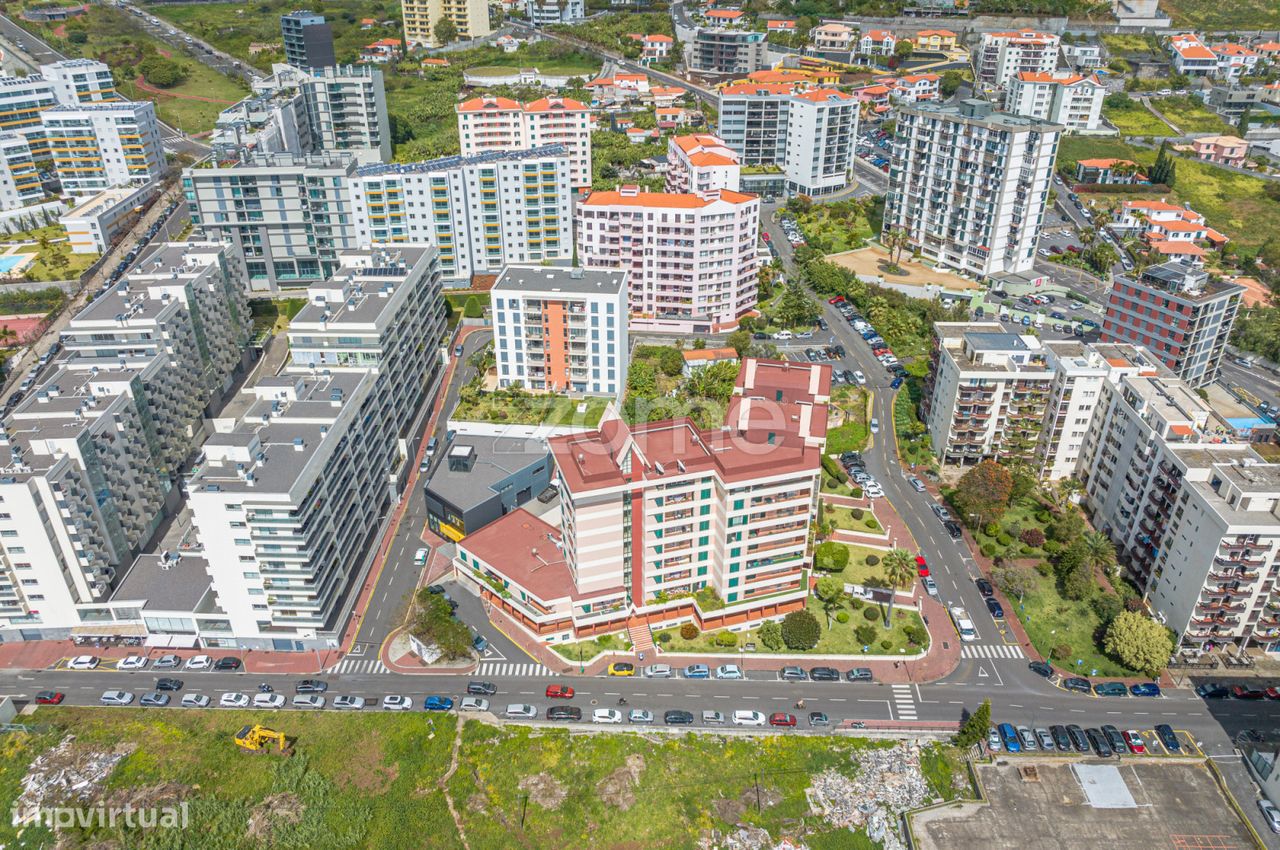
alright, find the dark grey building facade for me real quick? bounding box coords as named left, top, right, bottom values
left=424, top=436, right=553, bottom=541
left=281, top=10, right=336, bottom=69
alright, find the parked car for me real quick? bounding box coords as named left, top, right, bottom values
left=1101, top=725, right=1126, bottom=754
left=1258, top=799, right=1280, bottom=834
left=140, top=692, right=170, bottom=707
left=504, top=704, right=537, bottom=719
left=683, top=664, right=710, bottom=679
left=592, top=708, right=624, bottom=724
left=715, top=664, right=744, bottom=680
left=1028, top=660, right=1053, bottom=678
left=118, top=655, right=148, bottom=671
left=332, top=696, right=366, bottom=710
left=385, top=695, right=416, bottom=711
left=644, top=664, right=674, bottom=679
left=295, top=680, right=328, bottom=694
left=1035, top=728, right=1055, bottom=750
left=546, top=706, right=581, bottom=721
left=701, top=710, right=726, bottom=725
left=908, top=476, right=926, bottom=492
left=292, top=695, right=326, bottom=709
left=1086, top=728, right=1113, bottom=757
left=664, top=709, right=695, bottom=725
left=915, top=555, right=930, bottom=577
left=922, top=576, right=939, bottom=597
left=253, top=693, right=285, bottom=709
left=1195, top=683, right=1231, bottom=699
left=213, top=656, right=242, bottom=672
left=35, top=691, right=65, bottom=705
left=808, top=712, right=830, bottom=727
left=809, top=666, right=840, bottom=682
left=985, top=597, right=1004, bottom=619
left=1154, top=723, right=1180, bottom=752
left=67, top=655, right=100, bottom=670
left=155, top=678, right=184, bottom=692
left=997, top=723, right=1021, bottom=753
left=219, top=692, right=249, bottom=708
left=1017, top=726, right=1037, bottom=751
left=1129, top=683, right=1161, bottom=697
left=1232, top=685, right=1267, bottom=700
left=1062, top=677, right=1092, bottom=694
left=1123, top=730, right=1145, bottom=754
left=931, top=504, right=952, bottom=522
left=1050, top=725, right=1072, bottom=752
left=779, top=666, right=807, bottom=682
left=768, top=712, right=797, bottom=728
left=607, top=662, right=635, bottom=677
left=1066, top=724, right=1090, bottom=753
left=1093, top=681, right=1128, bottom=698
left=987, top=728, right=1002, bottom=751
left=154, top=654, right=181, bottom=670
left=181, top=694, right=211, bottom=708
left=732, top=710, right=767, bottom=727
left=846, top=667, right=873, bottom=682
left=628, top=708, right=653, bottom=724
left=944, top=521, right=964, bottom=541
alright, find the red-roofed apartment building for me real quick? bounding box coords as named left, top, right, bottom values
left=1115, top=199, right=1229, bottom=264
left=454, top=359, right=829, bottom=642
left=576, top=184, right=760, bottom=332
left=977, top=30, right=1060, bottom=88
left=859, top=29, right=897, bottom=56
left=642, top=33, right=674, bottom=62
left=666, top=133, right=741, bottom=194
left=1005, top=70, right=1105, bottom=131
left=1169, top=33, right=1217, bottom=76
left=456, top=95, right=593, bottom=189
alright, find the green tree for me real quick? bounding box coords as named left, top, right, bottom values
left=955, top=698, right=991, bottom=748
left=814, top=540, right=850, bottom=572
left=758, top=619, right=783, bottom=650
left=992, top=565, right=1033, bottom=603
left=462, top=295, right=484, bottom=318
left=940, top=70, right=966, bottom=97
left=1082, top=530, right=1118, bottom=579
left=1149, top=142, right=1176, bottom=186
left=138, top=56, right=188, bottom=88
left=881, top=548, right=915, bottom=627
left=815, top=575, right=845, bottom=627
left=893, top=40, right=914, bottom=60
left=954, top=460, right=1014, bottom=527
left=854, top=623, right=877, bottom=646
left=1061, top=563, right=1094, bottom=601
left=725, top=329, right=751, bottom=357
left=781, top=609, right=820, bottom=651
left=774, top=277, right=819, bottom=329
left=882, top=226, right=911, bottom=266
left=1103, top=610, right=1173, bottom=677
left=433, top=16, right=458, bottom=44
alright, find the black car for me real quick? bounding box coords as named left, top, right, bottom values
left=1062, top=677, right=1091, bottom=694
left=752, top=332, right=770, bottom=340
left=213, top=656, right=242, bottom=671
left=833, top=345, right=846, bottom=358
left=840, top=451, right=862, bottom=465
left=1028, top=660, right=1053, bottom=678
left=985, top=597, right=1004, bottom=619
left=426, top=585, right=446, bottom=595
left=1085, top=728, right=1113, bottom=757
left=975, top=578, right=994, bottom=597
left=1066, top=724, right=1090, bottom=753
left=845, top=667, right=874, bottom=682
left=1154, top=723, right=1180, bottom=753
left=546, top=705, right=581, bottom=721
left=944, top=521, right=964, bottom=541
left=1101, top=725, right=1126, bottom=754
left=295, top=679, right=328, bottom=694
left=467, top=681, right=497, bottom=695
left=809, top=666, right=840, bottom=682
left=664, top=709, right=694, bottom=725
left=1195, top=683, right=1231, bottom=699
left=1049, top=725, right=1072, bottom=752
left=155, top=678, right=183, bottom=691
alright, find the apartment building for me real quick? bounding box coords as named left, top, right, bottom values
left=641, top=34, right=673, bottom=63
left=42, top=102, right=165, bottom=196
left=1111, top=199, right=1228, bottom=263
left=1101, top=260, right=1243, bottom=388
left=859, top=30, right=897, bottom=56
left=717, top=83, right=857, bottom=196
left=61, top=183, right=159, bottom=253
left=347, top=145, right=573, bottom=286
left=888, top=73, right=941, bottom=103
left=915, top=29, right=958, bottom=52
left=525, top=0, right=584, bottom=24
left=1061, top=42, right=1104, bottom=70
left=1005, top=71, right=1105, bottom=132
left=1035, top=342, right=1115, bottom=480
left=1170, top=33, right=1217, bottom=77
left=977, top=30, right=1061, bottom=89
left=453, top=358, right=828, bottom=642
left=665, top=133, right=740, bottom=195
left=0, top=75, right=59, bottom=156
left=456, top=95, right=591, bottom=189
left=920, top=323, right=1054, bottom=467
left=576, top=184, right=760, bottom=333
left=0, top=134, right=43, bottom=211
left=280, top=10, right=336, bottom=69
left=1179, top=134, right=1248, bottom=168
left=187, top=247, right=444, bottom=646
left=184, top=151, right=358, bottom=293
left=1210, top=43, right=1260, bottom=79
left=402, top=0, right=490, bottom=47
left=883, top=99, right=1060, bottom=277
left=811, top=23, right=854, bottom=53
left=692, top=29, right=768, bottom=76
left=491, top=265, right=629, bottom=397
left=40, top=59, right=117, bottom=106
left=294, top=65, right=391, bottom=163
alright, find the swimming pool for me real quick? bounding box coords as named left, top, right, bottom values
left=0, top=256, right=25, bottom=273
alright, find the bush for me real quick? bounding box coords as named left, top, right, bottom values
left=1051, top=643, right=1073, bottom=661
left=851, top=487, right=863, bottom=498
left=851, top=507, right=864, bottom=520
left=463, top=295, right=484, bottom=318
left=656, top=631, right=672, bottom=644
left=138, top=55, right=188, bottom=88
left=865, top=518, right=880, bottom=530
left=980, top=542, right=997, bottom=558
left=880, top=640, right=892, bottom=651
left=715, top=630, right=738, bottom=648
left=904, top=624, right=927, bottom=645
left=1062, top=564, right=1094, bottom=601
left=984, top=522, right=1000, bottom=537
left=864, top=554, right=879, bottom=566
left=1035, top=510, right=1052, bottom=523
left=1020, top=528, right=1046, bottom=547
left=814, top=540, right=850, bottom=572
left=679, top=623, right=699, bottom=640
left=855, top=624, right=877, bottom=646
left=758, top=620, right=783, bottom=650
left=1043, top=539, right=1062, bottom=556
left=836, top=611, right=850, bottom=624
left=1124, top=596, right=1145, bottom=613
left=781, top=609, right=821, bottom=650
left=1035, top=560, right=1053, bottom=577
left=850, top=598, right=865, bottom=610
left=862, top=606, right=880, bottom=622
left=996, top=532, right=1013, bottom=546
left=1091, top=592, right=1122, bottom=625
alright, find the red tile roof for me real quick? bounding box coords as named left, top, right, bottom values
left=582, top=187, right=756, bottom=208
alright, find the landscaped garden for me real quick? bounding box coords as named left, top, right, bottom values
left=825, top=385, right=869, bottom=455
left=789, top=197, right=875, bottom=254
left=452, top=385, right=610, bottom=428
left=824, top=504, right=885, bottom=537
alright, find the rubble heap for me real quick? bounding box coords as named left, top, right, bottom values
left=14, top=735, right=134, bottom=821
left=805, top=741, right=931, bottom=850
left=706, top=826, right=810, bottom=850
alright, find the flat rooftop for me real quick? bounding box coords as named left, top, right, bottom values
left=424, top=435, right=550, bottom=512
left=62, top=186, right=149, bottom=220
left=964, top=331, right=1029, bottom=352
left=111, top=551, right=213, bottom=612
left=493, top=265, right=626, bottom=297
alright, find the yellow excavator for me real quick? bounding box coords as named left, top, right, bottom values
left=233, top=724, right=293, bottom=756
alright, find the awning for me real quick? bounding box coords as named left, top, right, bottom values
left=143, top=634, right=200, bottom=648
left=71, top=623, right=147, bottom=637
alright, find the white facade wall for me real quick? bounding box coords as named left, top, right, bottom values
left=41, top=102, right=165, bottom=196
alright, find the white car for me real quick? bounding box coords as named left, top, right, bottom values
left=863, top=487, right=884, bottom=499
left=67, top=655, right=99, bottom=670
left=383, top=695, right=413, bottom=711
left=869, top=419, right=880, bottom=434
left=628, top=708, right=654, bottom=724
left=592, top=708, right=624, bottom=724
left=504, top=703, right=537, bottom=719
left=184, top=654, right=213, bottom=670
left=852, top=371, right=866, bottom=385
left=180, top=694, right=210, bottom=708
left=459, top=697, right=489, bottom=712
left=922, top=576, right=939, bottom=597
left=100, top=690, right=133, bottom=705
left=219, top=692, right=250, bottom=708
left=715, top=664, right=744, bottom=680
left=732, top=710, right=767, bottom=727
left=413, top=548, right=429, bottom=565
left=643, top=664, right=673, bottom=678
left=252, top=693, right=285, bottom=709
left=117, top=655, right=147, bottom=671
left=333, top=695, right=366, bottom=710
left=292, top=695, right=326, bottom=709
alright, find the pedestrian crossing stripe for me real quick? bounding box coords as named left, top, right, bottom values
left=475, top=662, right=551, bottom=678
left=890, top=683, right=916, bottom=719
left=328, top=657, right=391, bottom=676
left=960, top=644, right=1026, bottom=659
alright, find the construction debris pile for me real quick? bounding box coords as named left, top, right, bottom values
left=706, top=826, right=809, bottom=850
left=14, top=735, right=134, bottom=820
left=806, top=741, right=931, bottom=850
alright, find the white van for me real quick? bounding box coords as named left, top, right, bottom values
left=949, top=606, right=977, bottom=642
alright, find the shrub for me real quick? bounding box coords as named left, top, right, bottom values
left=656, top=631, right=672, bottom=644
left=138, top=55, right=188, bottom=88
left=851, top=507, right=864, bottom=520
left=880, top=640, right=892, bottom=651
left=1020, top=528, right=1046, bottom=547
left=758, top=620, right=783, bottom=650
left=850, top=598, right=865, bottom=610
left=836, top=611, right=850, bottom=624
left=1062, top=564, right=1094, bottom=601
left=865, top=554, right=880, bottom=566
left=862, top=607, right=880, bottom=622
left=463, top=295, right=484, bottom=318
left=1043, top=540, right=1062, bottom=556
left=1035, top=560, right=1053, bottom=577
left=1091, top=592, right=1122, bottom=625
left=715, top=630, right=738, bottom=648
left=983, top=522, right=1000, bottom=537
left=980, top=542, right=997, bottom=558
left=814, top=540, right=850, bottom=572
left=996, top=532, right=1013, bottom=546
left=865, top=518, right=880, bottom=530
left=855, top=624, right=877, bottom=646
left=851, top=487, right=863, bottom=498
left=904, top=624, right=927, bottom=645
left=781, top=609, right=821, bottom=650
left=1051, top=643, right=1073, bottom=661
left=1035, top=510, right=1052, bottom=523
left=679, top=623, right=699, bottom=640
left=1124, top=596, right=1145, bottom=613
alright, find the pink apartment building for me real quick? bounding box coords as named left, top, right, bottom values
left=1179, top=134, right=1248, bottom=168
left=453, top=359, right=830, bottom=642
left=456, top=95, right=593, bottom=189
left=575, top=184, right=760, bottom=333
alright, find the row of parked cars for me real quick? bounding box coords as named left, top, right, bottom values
left=828, top=296, right=906, bottom=378
left=66, top=653, right=242, bottom=672
left=1021, top=656, right=1163, bottom=697
left=778, top=216, right=807, bottom=248
left=990, top=721, right=1181, bottom=758
left=839, top=451, right=884, bottom=500
left=1194, top=682, right=1280, bottom=700
left=856, top=129, right=893, bottom=171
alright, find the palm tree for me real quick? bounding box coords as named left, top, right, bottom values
left=1082, top=530, right=1117, bottom=579
left=882, top=226, right=910, bottom=266
left=0, top=325, right=15, bottom=348
left=881, top=548, right=916, bottom=628
left=1079, top=226, right=1097, bottom=247
left=1047, top=478, right=1082, bottom=513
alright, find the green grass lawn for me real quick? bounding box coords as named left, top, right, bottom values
left=1100, top=33, right=1158, bottom=57
left=655, top=595, right=928, bottom=657
left=794, top=205, right=874, bottom=254
left=1012, top=568, right=1142, bottom=678
left=1162, top=0, right=1280, bottom=28
left=551, top=630, right=631, bottom=663
left=826, top=385, right=868, bottom=455
left=22, top=242, right=97, bottom=282
left=1149, top=96, right=1235, bottom=135
left=452, top=391, right=609, bottom=427
left=827, top=542, right=897, bottom=586
left=825, top=504, right=884, bottom=536
left=970, top=498, right=1049, bottom=561
left=1057, top=136, right=1280, bottom=250
left=1103, top=101, right=1175, bottom=137
left=249, top=297, right=308, bottom=338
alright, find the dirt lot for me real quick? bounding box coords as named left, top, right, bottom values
left=825, top=246, right=980, bottom=292
left=911, top=759, right=1258, bottom=850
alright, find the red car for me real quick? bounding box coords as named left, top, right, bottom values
left=828, top=296, right=845, bottom=304
left=1266, top=686, right=1280, bottom=700
left=35, top=691, right=64, bottom=705
left=915, top=555, right=929, bottom=577
left=769, top=712, right=797, bottom=727
left=545, top=684, right=575, bottom=699
left=761, top=232, right=771, bottom=242
left=1233, top=685, right=1266, bottom=700
left=1123, top=730, right=1145, bottom=754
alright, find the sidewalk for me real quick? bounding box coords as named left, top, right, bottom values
left=823, top=492, right=918, bottom=551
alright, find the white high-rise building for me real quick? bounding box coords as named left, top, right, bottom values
left=977, top=30, right=1061, bottom=90
left=41, top=101, right=165, bottom=196
left=40, top=59, right=117, bottom=107
left=347, top=145, right=573, bottom=286
left=0, top=133, right=43, bottom=211
left=492, top=266, right=629, bottom=397
left=1006, top=71, right=1105, bottom=132
left=524, top=0, right=584, bottom=25
left=884, top=99, right=1060, bottom=277
left=576, top=184, right=760, bottom=333
left=665, top=133, right=740, bottom=195
left=457, top=96, right=592, bottom=189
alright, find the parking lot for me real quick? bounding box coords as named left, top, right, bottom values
left=912, top=760, right=1258, bottom=850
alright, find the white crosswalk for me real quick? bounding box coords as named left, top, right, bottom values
left=476, top=661, right=551, bottom=678
left=960, top=644, right=1026, bottom=659
left=891, top=683, right=916, bottom=720
left=329, top=657, right=391, bottom=676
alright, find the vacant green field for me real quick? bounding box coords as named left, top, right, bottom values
left=1149, top=96, right=1235, bottom=135
left=1162, top=0, right=1280, bottom=28
left=0, top=708, right=961, bottom=849
left=1100, top=33, right=1158, bottom=57
left=1103, top=101, right=1175, bottom=137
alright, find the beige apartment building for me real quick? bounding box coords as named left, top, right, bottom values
left=403, top=0, right=490, bottom=47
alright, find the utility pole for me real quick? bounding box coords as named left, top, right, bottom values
left=754, top=773, right=761, bottom=812
left=520, top=794, right=529, bottom=828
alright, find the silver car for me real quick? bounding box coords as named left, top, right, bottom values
left=153, top=654, right=181, bottom=670
left=333, top=695, right=366, bottom=710
left=643, top=664, right=673, bottom=678
left=180, top=694, right=210, bottom=708
left=504, top=703, right=537, bottom=719
left=459, top=697, right=489, bottom=712
left=291, top=694, right=326, bottom=709
left=139, top=692, right=170, bottom=707
left=1017, top=725, right=1038, bottom=751
left=628, top=708, right=654, bottom=724
left=100, top=690, right=134, bottom=706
